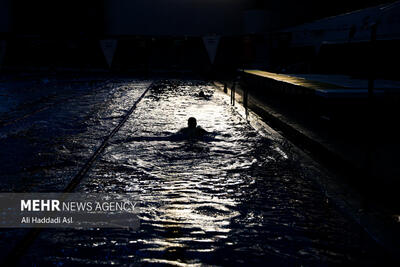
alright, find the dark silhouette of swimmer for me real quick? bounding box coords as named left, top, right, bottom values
left=116, top=117, right=211, bottom=144
left=198, top=90, right=211, bottom=99
left=179, top=117, right=208, bottom=138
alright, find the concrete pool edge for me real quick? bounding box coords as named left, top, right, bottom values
left=213, top=81, right=400, bottom=258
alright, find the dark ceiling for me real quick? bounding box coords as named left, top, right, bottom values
left=9, top=0, right=398, bottom=35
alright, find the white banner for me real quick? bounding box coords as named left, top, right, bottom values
left=202, top=36, right=220, bottom=64
left=100, top=39, right=118, bottom=68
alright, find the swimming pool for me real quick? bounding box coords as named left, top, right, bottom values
left=0, top=78, right=391, bottom=265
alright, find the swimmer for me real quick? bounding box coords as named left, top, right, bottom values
left=198, top=90, right=211, bottom=99
left=115, top=117, right=213, bottom=144
left=179, top=117, right=208, bottom=138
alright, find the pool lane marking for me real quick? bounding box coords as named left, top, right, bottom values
left=63, top=82, right=153, bottom=193
left=16, top=80, right=134, bottom=193
left=2, top=82, right=154, bottom=267
left=14, top=80, right=113, bottom=193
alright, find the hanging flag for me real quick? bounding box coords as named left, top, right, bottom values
left=100, top=39, right=118, bottom=68
left=202, top=36, right=220, bottom=64
left=0, top=40, right=7, bottom=68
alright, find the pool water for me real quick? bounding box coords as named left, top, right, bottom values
left=0, top=79, right=392, bottom=265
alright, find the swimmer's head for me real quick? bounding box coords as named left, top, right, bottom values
left=188, top=117, right=197, bottom=128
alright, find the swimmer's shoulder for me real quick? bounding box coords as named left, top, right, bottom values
left=196, top=126, right=208, bottom=135
left=178, top=127, right=193, bottom=136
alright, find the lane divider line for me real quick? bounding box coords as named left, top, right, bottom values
left=2, top=81, right=154, bottom=266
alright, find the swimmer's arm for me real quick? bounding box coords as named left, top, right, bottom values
left=178, top=128, right=188, bottom=134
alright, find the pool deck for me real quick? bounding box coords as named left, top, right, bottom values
left=235, top=70, right=400, bottom=185
left=243, top=70, right=346, bottom=90
left=242, top=70, right=399, bottom=98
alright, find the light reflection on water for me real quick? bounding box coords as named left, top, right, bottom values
left=20, top=80, right=389, bottom=266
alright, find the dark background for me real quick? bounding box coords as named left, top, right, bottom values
left=9, top=0, right=397, bottom=35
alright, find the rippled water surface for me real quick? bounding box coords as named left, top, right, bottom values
left=0, top=79, right=392, bottom=265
